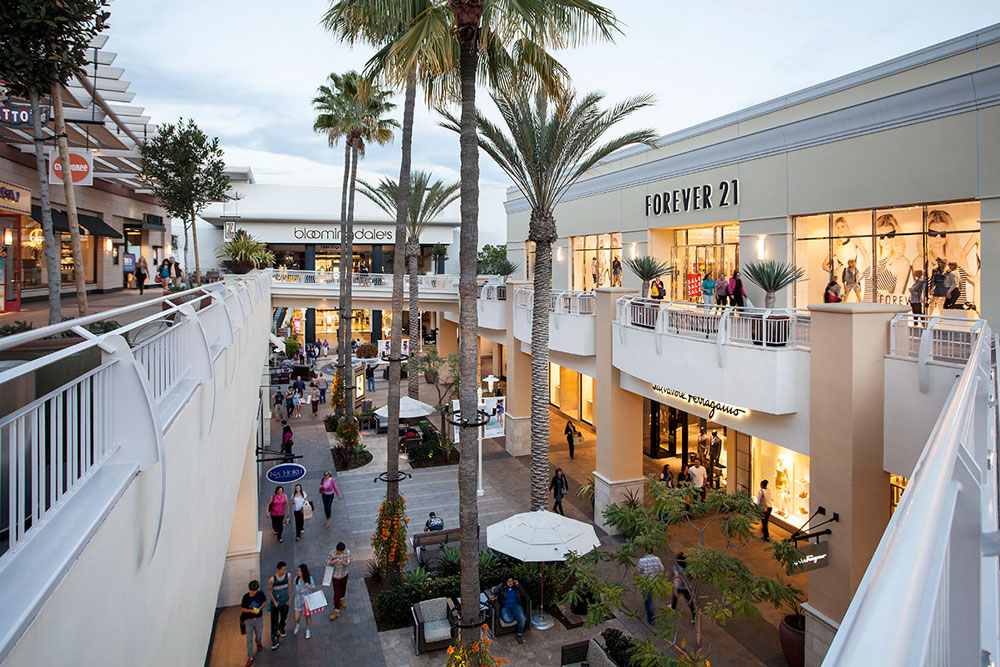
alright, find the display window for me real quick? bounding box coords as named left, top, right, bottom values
left=20, top=220, right=97, bottom=287
left=547, top=362, right=595, bottom=425
left=794, top=201, right=980, bottom=315
left=570, top=233, right=622, bottom=291
left=315, top=308, right=373, bottom=337
left=669, top=224, right=739, bottom=302
left=889, top=474, right=908, bottom=516
left=752, top=438, right=809, bottom=525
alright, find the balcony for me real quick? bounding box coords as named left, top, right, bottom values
left=270, top=269, right=459, bottom=310
left=612, top=297, right=810, bottom=415
left=476, top=281, right=507, bottom=331
left=513, top=287, right=596, bottom=358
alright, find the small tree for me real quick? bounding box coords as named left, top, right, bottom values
left=431, top=243, right=448, bottom=273
left=492, top=258, right=518, bottom=278
left=407, top=349, right=460, bottom=449
left=139, top=118, right=230, bottom=285
left=741, top=260, right=805, bottom=309
left=624, top=255, right=671, bottom=298
left=563, top=479, right=803, bottom=666
left=476, top=244, right=509, bottom=275
left=0, top=0, right=110, bottom=324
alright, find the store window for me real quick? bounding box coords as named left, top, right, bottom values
left=19, top=220, right=96, bottom=287
left=793, top=201, right=980, bottom=314
left=752, top=438, right=809, bottom=525
left=570, top=233, right=622, bottom=291
left=547, top=362, right=595, bottom=425
left=670, top=224, right=739, bottom=302
left=889, top=474, right=908, bottom=515
left=315, top=308, right=373, bottom=337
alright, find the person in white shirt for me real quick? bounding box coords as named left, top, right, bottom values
left=756, top=479, right=773, bottom=541
left=291, top=485, right=309, bottom=542
left=688, top=459, right=707, bottom=500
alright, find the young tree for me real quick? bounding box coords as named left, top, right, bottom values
left=625, top=255, right=672, bottom=298
left=407, top=349, right=460, bottom=452
left=139, top=118, right=229, bottom=285
left=445, top=89, right=656, bottom=511
left=476, top=243, right=509, bottom=274
left=0, top=0, right=110, bottom=323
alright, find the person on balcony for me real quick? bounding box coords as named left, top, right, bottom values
left=714, top=274, right=729, bottom=305
left=728, top=271, right=747, bottom=307
left=824, top=281, right=842, bottom=303
left=489, top=576, right=529, bottom=644
left=702, top=274, right=716, bottom=305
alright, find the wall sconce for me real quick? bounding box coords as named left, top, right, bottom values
left=630, top=242, right=638, bottom=259
left=757, top=235, right=766, bottom=259
left=3, top=229, right=11, bottom=246
left=105, top=238, right=113, bottom=252
left=166, top=244, right=172, bottom=255
left=556, top=247, right=563, bottom=262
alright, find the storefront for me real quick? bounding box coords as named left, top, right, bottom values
left=570, top=233, right=623, bottom=291
left=751, top=437, right=810, bottom=529
left=0, top=178, right=31, bottom=312
left=668, top=223, right=740, bottom=302
left=548, top=362, right=596, bottom=425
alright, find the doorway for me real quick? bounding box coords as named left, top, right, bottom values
left=0, top=214, right=21, bottom=312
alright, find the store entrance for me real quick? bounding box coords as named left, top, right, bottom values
left=0, top=214, right=21, bottom=312
left=671, top=243, right=739, bottom=301
left=648, top=401, right=730, bottom=490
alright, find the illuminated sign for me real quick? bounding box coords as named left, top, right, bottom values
left=0, top=103, right=49, bottom=128
left=651, top=384, right=748, bottom=420
left=292, top=226, right=394, bottom=242
left=786, top=542, right=830, bottom=575
left=0, top=179, right=31, bottom=214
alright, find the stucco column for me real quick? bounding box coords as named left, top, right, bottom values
left=593, top=286, right=644, bottom=534
left=802, top=302, right=905, bottom=666
left=438, top=315, right=458, bottom=358
left=503, top=280, right=531, bottom=456
left=978, top=197, right=1000, bottom=332
left=218, top=431, right=261, bottom=607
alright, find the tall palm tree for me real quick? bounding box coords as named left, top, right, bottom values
left=314, top=72, right=398, bottom=412
left=358, top=171, right=460, bottom=399
left=446, top=89, right=656, bottom=510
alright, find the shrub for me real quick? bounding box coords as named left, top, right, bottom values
left=601, top=628, right=638, bottom=667
left=407, top=437, right=440, bottom=463
left=284, top=338, right=300, bottom=358
left=324, top=413, right=339, bottom=432
left=376, top=574, right=461, bottom=627
left=336, top=415, right=360, bottom=451
left=403, top=567, right=431, bottom=585
left=357, top=342, right=378, bottom=358
left=371, top=496, right=410, bottom=574
left=418, top=420, right=440, bottom=447
left=0, top=320, right=33, bottom=337
left=436, top=546, right=461, bottom=577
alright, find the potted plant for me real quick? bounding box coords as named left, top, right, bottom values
left=215, top=229, right=275, bottom=274
left=430, top=243, right=448, bottom=274
left=356, top=342, right=378, bottom=359
left=779, top=595, right=806, bottom=667
left=624, top=255, right=671, bottom=299
left=740, top=260, right=805, bottom=346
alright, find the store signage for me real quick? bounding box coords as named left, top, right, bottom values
left=0, top=179, right=31, bottom=214
left=122, top=253, right=135, bottom=274
left=645, top=179, right=739, bottom=216
left=49, top=149, right=94, bottom=186
left=292, top=226, right=394, bottom=242
left=266, top=463, right=307, bottom=484
left=0, top=103, right=49, bottom=128
left=786, top=542, right=830, bottom=575
left=687, top=274, right=701, bottom=300
left=651, top=384, right=748, bottom=420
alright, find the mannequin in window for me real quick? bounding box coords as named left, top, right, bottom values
left=774, top=456, right=791, bottom=518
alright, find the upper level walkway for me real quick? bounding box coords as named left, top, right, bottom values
left=270, top=269, right=460, bottom=311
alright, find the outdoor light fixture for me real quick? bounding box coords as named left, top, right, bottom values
left=166, top=244, right=172, bottom=255
left=3, top=229, right=11, bottom=246
left=482, top=374, right=499, bottom=393
left=105, top=238, right=113, bottom=252
left=630, top=242, right=638, bottom=259
left=757, top=235, right=766, bottom=259
left=556, top=247, right=563, bottom=262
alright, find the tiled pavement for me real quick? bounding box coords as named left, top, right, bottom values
left=208, top=357, right=792, bottom=666
left=3, top=287, right=168, bottom=328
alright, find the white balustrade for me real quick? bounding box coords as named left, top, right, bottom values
left=889, top=313, right=983, bottom=365
left=272, top=269, right=457, bottom=290
left=514, top=287, right=596, bottom=316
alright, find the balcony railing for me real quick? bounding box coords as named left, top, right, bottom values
left=272, top=269, right=458, bottom=290
left=889, top=313, right=984, bottom=365
left=513, top=287, right=596, bottom=316
left=478, top=283, right=507, bottom=301
left=615, top=297, right=811, bottom=349
left=822, top=324, right=998, bottom=666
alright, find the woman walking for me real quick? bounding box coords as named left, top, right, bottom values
left=549, top=468, right=569, bottom=516
left=310, top=384, right=320, bottom=418
left=267, top=486, right=289, bottom=543
left=327, top=542, right=351, bottom=620
left=292, top=564, right=318, bottom=639
left=319, top=471, right=340, bottom=529
left=134, top=256, right=148, bottom=295
left=159, top=259, right=171, bottom=294
left=291, top=484, right=308, bottom=541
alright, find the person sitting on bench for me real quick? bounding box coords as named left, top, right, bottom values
left=420, top=512, right=444, bottom=556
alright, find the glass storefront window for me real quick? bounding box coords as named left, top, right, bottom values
left=549, top=363, right=561, bottom=407
left=889, top=474, right=908, bottom=516
left=315, top=308, right=373, bottom=337
left=20, top=220, right=96, bottom=287
left=669, top=224, right=739, bottom=302
left=581, top=375, right=595, bottom=425
left=752, top=438, right=810, bottom=525
left=546, top=362, right=595, bottom=425
left=570, top=233, right=622, bottom=290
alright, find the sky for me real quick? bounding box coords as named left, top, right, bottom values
left=108, top=0, right=1000, bottom=247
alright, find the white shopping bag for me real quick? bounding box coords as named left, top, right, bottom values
left=323, top=565, right=334, bottom=587
left=304, top=590, right=328, bottom=616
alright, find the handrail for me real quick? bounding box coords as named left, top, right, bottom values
left=513, top=286, right=596, bottom=316
left=889, top=312, right=982, bottom=370
left=822, top=326, right=997, bottom=666
left=271, top=269, right=458, bottom=290
left=478, top=283, right=507, bottom=301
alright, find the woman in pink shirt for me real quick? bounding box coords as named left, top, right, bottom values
left=319, top=470, right=341, bottom=529
left=267, top=486, right=289, bottom=543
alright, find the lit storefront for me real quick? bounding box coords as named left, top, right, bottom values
left=570, top=233, right=623, bottom=291
left=751, top=437, right=810, bottom=528
left=548, top=362, right=596, bottom=425
left=669, top=224, right=740, bottom=302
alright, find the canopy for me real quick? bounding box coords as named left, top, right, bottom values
left=374, top=396, right=436, bottom=419
left=486, top=510, right=600, bottom=563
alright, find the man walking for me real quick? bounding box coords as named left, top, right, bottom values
left=365, top=364, right=375, bottom=392
left=316, top=374, right=328, bottom=403
left=240, top=580, right=266, bottom=665
left=267, top=562, right=291, bottom=650
left=756, top=480, right=773, bottom=541
left=327, top=542, right=351, bottom=620
left=688, top=458, right=707, bottom=501
left=637, top=552, right=664, bottom=625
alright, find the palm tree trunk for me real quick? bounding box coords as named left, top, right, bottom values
left=51, top=84, right=88, bottom=316
left=29, top=90, right=61, bottom=325
left=387, top=69, right=417, bottom=505
left=407, top=238, right=420, bottom=400
left=454, top=6, right=484, bottom=645
left=190, top=204, right=201, bottom=285
left=529, top=236, right=553, bottom=510
left=344, top=140, right=360, bottom=409
left=641, top=280, right=649, bottom=298
left=337, top=140, right=351, bottom=415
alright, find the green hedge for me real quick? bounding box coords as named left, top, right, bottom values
left=377, top=575, right=461, bottom=627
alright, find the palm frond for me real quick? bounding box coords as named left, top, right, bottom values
left=740, top=261, right=806, bottom=294
left=624, top=256, right=671, bottom=282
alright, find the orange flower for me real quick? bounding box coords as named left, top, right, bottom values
left=446, top=646, right=454, bottom=655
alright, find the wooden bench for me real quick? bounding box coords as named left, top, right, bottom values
left=410, top=526, right=480, bottom=566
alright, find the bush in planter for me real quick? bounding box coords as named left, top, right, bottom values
left=376, top=574, right=461, bottom=627
left=284, top=338, right=301, bottom=359
left=601, top=628, right=638, bottom=667
left=0, top=320, right=33, bottom=337
left=356, top=342, right=378, bottom=359
left=436, top=546, right=461, bottom=577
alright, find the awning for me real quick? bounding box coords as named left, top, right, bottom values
left=31, top=205, right=123, bottom=239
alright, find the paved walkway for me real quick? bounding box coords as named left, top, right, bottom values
left=2, top=287, right=174, bottom=328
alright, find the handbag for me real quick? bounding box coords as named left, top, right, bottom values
left=303, top=501, right=314, bottom=520
left=303, top=590, right=328, bottom=616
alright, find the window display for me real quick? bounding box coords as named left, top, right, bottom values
left=794, top=201, right=980, bottom=315
left=20, top=220, right=96, bottom=287
left=570, top=233, right=622, bottom=291
left=752, top=438, right=809, bottom=526
left=315, top=308, right=373, bottom=337
left=669, top=224, right=739, bottom=302
left=547, top=362, right=595, bottom=425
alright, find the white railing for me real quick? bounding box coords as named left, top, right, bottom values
left=0, top=272, right=267, bottom=561
left=822, top=326, right=998, bottom=667
left=615, top=297, right=811, bottom=349
left=513, top=287, right=596, bottom=316
left=889, top=313, right=984, bottom=366
left=478, top=283, right=507, bottom=301
left=272, top=269, right=458, bottom=290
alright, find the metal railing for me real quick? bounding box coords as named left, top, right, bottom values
left=272, top=269, right=458, bottom=290
left=513, top=287, right=596, bottom=316
left=822, top=326, right=998, bottom=666
left=615, top=296, right=811, bottom=349
left=0, top=272, right=268, bottom=561
left=478, top=283, right=507, bottom=301
left=889, top=313, right=984, bottom=366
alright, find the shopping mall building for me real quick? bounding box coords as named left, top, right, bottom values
left=479, top=23, right=1000, bottom=665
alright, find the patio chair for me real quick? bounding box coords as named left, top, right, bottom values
left=489, top=593, right=532, bottom=638
left=560, top=638, right=616, bottom=667
left=411, top=597, right=456, bottom=655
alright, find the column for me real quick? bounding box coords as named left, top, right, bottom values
left=593, top=286, right=644, bottom=534
left=978, top=197, right=1000, bottom=332
left=304, top=244, right=316, bottom=344
left=370, top=245, right=383, bottom=343
left=503, top=280, right=531, bottom=456
left=217, top=431, right=261, bottom=607
left=802, top=302, right=906, bottom=666
left=438, top=314, right=458, bottom=358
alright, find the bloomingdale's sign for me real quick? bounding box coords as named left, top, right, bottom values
left=651, top=384, right=748, bottom=420
left=292, top=226, right=394, bottom=242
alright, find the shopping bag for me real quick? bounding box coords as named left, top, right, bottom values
left=323, top=565, right=335, bottom=587
left=303, top=502, right=314, bottom=520
left=303, top=590, right=328, bottom=616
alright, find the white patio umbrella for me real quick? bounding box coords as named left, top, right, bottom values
left=374, top=395, right=436, bottom=419
left=486, top=510, right=601, bottom=630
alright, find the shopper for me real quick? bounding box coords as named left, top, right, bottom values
left=327, top=542, right=351, bottom=620
left=549, top=468, right=569, bottom=515
left=322, top=339, right=329, bottom=357
left=756, top=480, right=773, bottom=541
left=316, top=375, right=329, bottom=403
left=714, top=273, right=729, bottom=305
left=267, top=562, right=291, bottom=649
left=267, top=486, right=288, bottom=543
left=909, top=270, right=925, bottom=315
left=134, top=256, right=148, bottom=295
left=729, top=271, right=746, bottom=307
left=170, top=257, right=183, bottom=285
left=273, top=389, right=285, bottom=420
left=564, top=420, right=579, bottom=459
left=292, top=375, right=306, bottom=395
left=240, top=580, right=266, bottom=666
left=824, top=281, right=842, bottom=303
left=319, top=470, right=340, bottom=529
left=424, top=511, right=445, bottom=532
left=659, top=464, right=674, bottom=488
left=292, top=564, right=318, bottom=639
left=281, top=421, right=294, bottom=461
left=310, top=384, right=320, bottom=418
left=365, top=364, right=375, bottom=391
left=701, top=273, right=715, bottom=305
left=637, top=552, right=664, bottom=625
left=291, top=484, right=308, bottom=541
left=284, top=390, right=295, bottom=421
left=688, top=458, right=707, bottom=501
left=159, top=259, right=171, bottom=293
left=489, top=576, right=529, bottom=644
left=670, top=553, right=696, bottom=623
left=292, top=392, right=302, bottom=419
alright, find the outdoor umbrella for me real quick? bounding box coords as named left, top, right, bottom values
left=374, top=396, right=436, bottom=419
left=486, top=510, right=601, bottom=630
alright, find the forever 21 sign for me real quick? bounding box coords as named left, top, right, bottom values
left=644, top=179, right=739, bottom=217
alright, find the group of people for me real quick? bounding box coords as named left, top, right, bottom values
left=658, top=458, right=709, bottom=500
left=700, top=271, right=747, bottom=306
left=273, top=374, right=328, bottom=421
left=266, top=471, right=342, bottom=544
left=127, top=256, right=183, bottom=295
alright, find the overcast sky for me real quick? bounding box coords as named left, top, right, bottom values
left=109, top=0, right=999, bottom=246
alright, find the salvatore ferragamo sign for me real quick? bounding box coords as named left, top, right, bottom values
left=651, top=384, right=749, bottom=420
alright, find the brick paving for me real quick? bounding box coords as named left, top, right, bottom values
left=2, top=287, right=167, bottom=328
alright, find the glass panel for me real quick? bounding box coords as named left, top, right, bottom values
left=795, top=214, right=830, bottom=240
left=868, top=207, right=920, bottom=304
left=927, top=203, right=980, bottom=313
left=686, top=227, right=714, bottom=245
left=795, top=238, right=831, bottom=308
left=752, top=438, right=810, bottom=524
left=581, top=375, right=595, bottom=424
left=559, top=367, right=580, bottom=419
left=549, top=363, right=561, bottom=407
left=722, top=224, right=740, bottom=244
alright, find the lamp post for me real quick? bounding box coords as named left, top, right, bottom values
left=444, top=404, right=496, bottom=497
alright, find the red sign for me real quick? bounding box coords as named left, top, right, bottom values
left=687, top=274, right=701, bottom=301
left=49, top=150, right=93, bottom=186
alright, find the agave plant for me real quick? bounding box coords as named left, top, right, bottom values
left=492, top=258, right=518, bottom=278
left=740, top=260, right=806, bottom=309
left=624, top=255, right=671, bottom=298
left=215, top=229, right=275, bottom=271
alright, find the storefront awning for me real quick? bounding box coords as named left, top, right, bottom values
left=31, top=205, right=123, bottom=239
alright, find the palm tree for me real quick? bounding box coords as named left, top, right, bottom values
left=492, top=258, right=518, bottom=278
left=358, top=170, right=459, bottom=399
left=446, top=90, right=655, bottom=511
left=313, top=72, right=398, bottom=413
left=741, top=260, right=805, bottom=308
left=625, top=255, right=672, bottom=298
